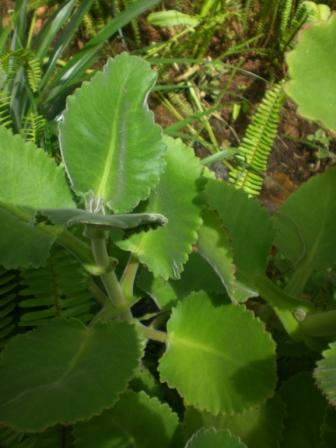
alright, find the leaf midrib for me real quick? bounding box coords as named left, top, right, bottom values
left=95, top=69, right=130, bottom=202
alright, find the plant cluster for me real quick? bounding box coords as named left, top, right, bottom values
left=0, top=1, right=335, bottom=447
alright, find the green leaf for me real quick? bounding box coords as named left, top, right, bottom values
left=315, top=341, right=336, bottom=408
left=38, top=208, right=167, bottom=231
left=184, top=395, right=285, bottom=448
left=159, top=291, right=276, bottom=415
left=185, top=428, right=247, bottom=448
left=138, top=252, right=226, bottom=310
left=148, top=10, right=199, bottom=28
left=274, top=168, right=336, bottom=295
left=204, top=179, right=274, bottom=289
left=197, top=210, right=237, bottom=301
left=74, top=390, right=179, bottom=448
left=0, top=319, right=141, bottom=432
left=0, top=126, right=74, bottom=269
left=280, top=372, right=327, bottom=448
left=59, top=53, right=165, bottom=213
left=285, top=16, right=336, bottom=131
left=119, top=136, right=203, bottom=279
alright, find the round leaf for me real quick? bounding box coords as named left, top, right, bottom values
left=315, top=341, right=336, bottom=408
left=184, top=395, right=286, bottom=448
left=119, top=136, right=203, bottom=279
left=0, top=127, right=74, bottom=268
left=0, top=319, right=141, bottom=432
left=285, top=16, right=336, bottom=131
left=159, top=291, right=276, bottom=415
left=74, top=390, right=179, bottom=448
left=59, top=53, right=166, bottom=213
left=185, top=428, right=247, bottom=448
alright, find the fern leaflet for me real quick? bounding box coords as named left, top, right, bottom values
left=19, top=246, right=96, bottom=327
left=0, top=268, right=18, bottom=346
left=229, top=82, right=284, bottom=197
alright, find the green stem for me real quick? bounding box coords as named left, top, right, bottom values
left=300, top=310, right=336, bottom=338
left=120, top=253, right=139, bottom=302
left=136, top=323, right=167, bottom=343
left=90, top=235, right=132, bottom=321
left=201, top=148, right=238, bottom=165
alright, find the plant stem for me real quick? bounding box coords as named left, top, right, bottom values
left=300, top=310, right=336, bottom=338
left=120, top=253, right=139, bottom=301
left=90, top=235, right=132, bottom=321
left=136, top=323, right=167, bottom=343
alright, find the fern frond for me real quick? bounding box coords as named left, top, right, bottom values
left=0, top=49, right=41, bottom=92
left=92, top=0, right=107, bottom=31
left=281, top=0, right=308, bottom=48
left=19, top=246, right=95, bottom=327
left=280, top=0, right=293, bottom=39
left=229, top=82, right=284, bottom=197
left=25, top=53, right=41, bottom=93
left=20, top=112, right=46, bottom=146
left=0, top=268, right=18, bottom=346
left=0, top=92, right=12, bottom=128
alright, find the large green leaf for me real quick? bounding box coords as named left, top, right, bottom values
left=185, top=429, right=247, bottom=448
left=59, top=53, right=166, bottom=213
left=204, top=179, right=274, bottom=289
left=315, top=341, right=336, bottom=408
left=285, top=16, right=336, bottom=131
left=0, top=319, right=141, bottom=432
left=159, top=291, right=276, bottom=415
left=280, top=372, right=327, bottom=448
left=74, top=390, right=179, bottom=448
left=274, top=168, right=336, bottom=295
left=119, top=136, right=203, bottom=279
left=197, top=210, right=237, bottom=301
left=0, top=126, right=74, bottom=269
left=184, top=395, right=285, bottom=448
left=203, top=178, right=310, bottom=336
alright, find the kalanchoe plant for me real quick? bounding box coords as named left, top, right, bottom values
left=0, top=49, right=335, bottom=447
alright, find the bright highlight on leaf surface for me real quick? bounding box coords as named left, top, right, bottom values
left=286, top=15, right=336, bottom=131
left=119, top=136, right=203, bottom=279
left=315, top=341, right=336, bottom=408
left=0, top=126, right=74, bottom=269
left=185, top=428, right=247, bottom=448
left=74, top=390, right=179, bottom=448
left=159, top=291, right=276, bottom=415
left=59, top=53, right=166, bottom=213
left=0, top=319, right=141, bottom=432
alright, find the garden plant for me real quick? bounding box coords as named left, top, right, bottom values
left=0, top=2, right=336, bottom=447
